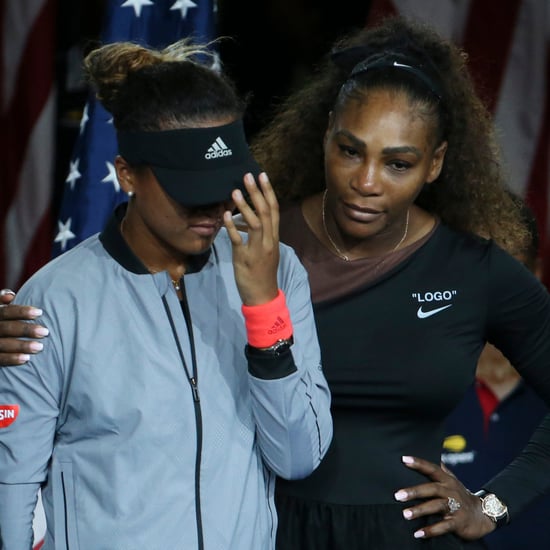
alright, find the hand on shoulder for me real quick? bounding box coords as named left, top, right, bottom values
left=0, top=289, right=48, bottom=366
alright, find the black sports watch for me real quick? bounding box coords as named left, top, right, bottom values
left=247, top=336, right=294, bottom=356
left=474, top=490, right=510, bottom=528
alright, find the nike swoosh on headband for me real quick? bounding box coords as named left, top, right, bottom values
left=417, top=304, right=453, bottom=319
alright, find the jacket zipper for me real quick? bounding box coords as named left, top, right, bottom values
left=61, top=471, right=70, bottom=549
left=163, top=290, right=204, bottom=550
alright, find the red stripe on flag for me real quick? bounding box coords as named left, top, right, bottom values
left=2, top=0, right=56, bottom=210
left=0, top=2, right=7, bottom=281
left=462, top=1, right=522, bottom=113
left=0, top=0, right=56, bottom=288
left=16, top=208, right=54, bottom=289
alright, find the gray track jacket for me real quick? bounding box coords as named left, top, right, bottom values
left=0, top=207, right=332, bottom=550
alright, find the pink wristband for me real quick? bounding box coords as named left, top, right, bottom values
left=241, top=289, right=294, bottom=348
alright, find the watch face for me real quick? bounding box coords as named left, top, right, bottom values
left=482, top=494, right=507, bottom=518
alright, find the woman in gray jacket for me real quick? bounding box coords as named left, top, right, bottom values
left=0, top=38, right=332, bottom=550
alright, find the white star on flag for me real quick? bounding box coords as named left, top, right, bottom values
left=121, top=0, right=154, bottom=18
left=54, top=219, right=76, bottom=251
left=101, top=161, right=121, bottom=192
left=170, top=0, right=197, bottom=19
left=66, top=159, right=82, bottom=190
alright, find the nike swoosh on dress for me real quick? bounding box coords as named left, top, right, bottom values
left=416, top=304, right=453, bottom=319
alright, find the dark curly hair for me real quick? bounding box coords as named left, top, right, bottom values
left=252, top=15, right=528, bottom=254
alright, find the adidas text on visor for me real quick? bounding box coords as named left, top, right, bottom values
left=117, top=119, right=261, bottom=207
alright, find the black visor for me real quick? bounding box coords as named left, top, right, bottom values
left=117, top=119, right=261, bottom=206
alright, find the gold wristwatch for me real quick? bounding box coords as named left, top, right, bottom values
left=474, top=490, right=509, bottom=528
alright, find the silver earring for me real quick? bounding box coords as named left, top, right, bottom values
left=127, top=191, right=134, bottom=198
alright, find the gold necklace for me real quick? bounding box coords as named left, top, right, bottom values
left=120, top=218, right=182, bottom=290
left=154, top=270, right=181, bottom=291
left=171, top=278, right=181, bottom=291
left=322, top=190, right=350, bottom=261
left=321, top=190, right=410, bottom=261
left=145, top=267, right=181, bottom=291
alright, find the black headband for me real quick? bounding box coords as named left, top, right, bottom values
left=349, top=57, right=443, bottom=100
left=331, top=47, right=444, bottom=102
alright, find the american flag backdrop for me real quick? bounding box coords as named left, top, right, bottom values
left=0, top=0, right=56, bottom=290
left=366, top=0, right=550, bottom=286
left=51, top=0, right=217, bottom=259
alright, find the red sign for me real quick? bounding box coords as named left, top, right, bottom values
left=0, top=405, right=20, bottom=428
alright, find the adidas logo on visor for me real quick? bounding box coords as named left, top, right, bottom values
left=205, top=137, right=233, bottom=159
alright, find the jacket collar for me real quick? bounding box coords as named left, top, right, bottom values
left=99, top=202, right=211, bottom=275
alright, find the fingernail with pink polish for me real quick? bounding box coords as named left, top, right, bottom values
left=394, top=490, right=408, bottom=501
left=29, top=342, right=43, bottom=352
left=0, top=289, right=16, bottom=297
left=414, top=530, right=425, bottom=539
left=402, top=456, right=414, bottom=464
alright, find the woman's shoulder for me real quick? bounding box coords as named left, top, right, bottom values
left=14, top=235, right=104, bottom=309
left=434, top=222, right=492, bottom=250
left=433, top=223, right=534, bottom=283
